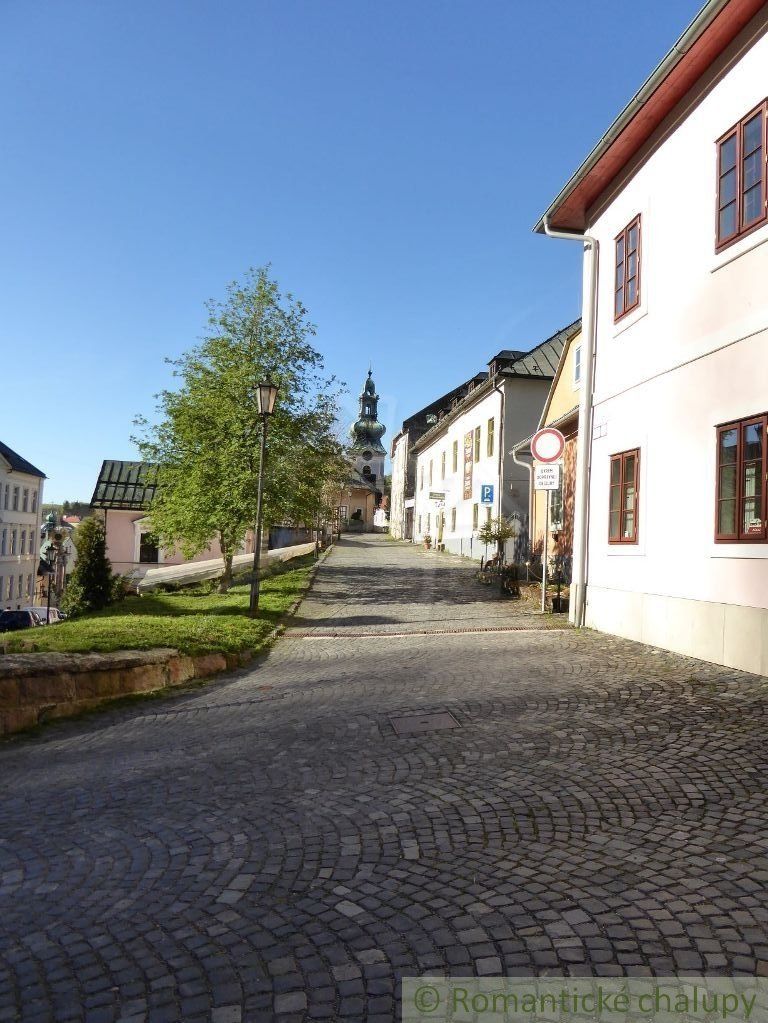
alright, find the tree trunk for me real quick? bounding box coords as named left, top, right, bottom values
left=218, top=541, right=233, bottom=593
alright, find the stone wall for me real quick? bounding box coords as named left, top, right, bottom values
left=0, top=647, right=253, bottom=737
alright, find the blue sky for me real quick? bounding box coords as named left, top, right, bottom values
left=1, top=0, right=699, bottom=502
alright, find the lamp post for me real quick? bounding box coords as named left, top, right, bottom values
left=248, top=381, right=279, bottom=618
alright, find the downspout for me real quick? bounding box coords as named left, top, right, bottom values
left=511, top=437, right=534, bottom=562
left=494, top=381, right=505, bottom=551
left=543, top=215, right=598, bottom=629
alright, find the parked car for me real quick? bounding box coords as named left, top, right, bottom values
left=0, top=610, right=42, bottom=632
left=23, top=606, right=66, bottom=624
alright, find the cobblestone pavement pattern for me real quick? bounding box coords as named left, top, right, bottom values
left=2, top=535, right=768, bottom=1023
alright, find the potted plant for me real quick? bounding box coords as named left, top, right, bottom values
left=423, top=533, right=432, bottom=550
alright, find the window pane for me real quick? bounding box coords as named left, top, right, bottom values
left=719, top=427, right=738, bottom=463
left=719, top=202, right=737, bottom=239
left=628, top=224, right=638, bottom=251
left=718, top=499, right=737, bottom=535
left=743, top=148, right=762, bottom=189
left=616, top=236, right=624, bottom=265
left=615, top=287, right=624, bottom=316
left=744, top=112, right=763, bottom=154
left=627, top=277, right=637, bottom=306
left=609, top=502, right=620, bottom=540
left=720, top=134, right=737, bottom=172
left=719, top=463, right=737, bottom=500
left=743, top=494, right=763, bottom=534
left=610, top=459, right=621, bottom=486
left=720, top=167, right=737, bottom=204
left=743, top=422, right=763, bottom=461
left=628, top=251, right=637, bottom=278
left=743, top=183, right=763, bottom=225
left=623, top=510, right=635, bottom=539
left=624, top=453, right=636, bottom=488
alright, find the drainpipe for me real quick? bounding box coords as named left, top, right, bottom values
left=542, top=216, right=598, bottom=628
left=511, top=437, right=534, bottom=562
left=494, top=381, right=505, bottom=555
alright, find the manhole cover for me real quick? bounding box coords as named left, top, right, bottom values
left=390, top=711, right=460, bottom=735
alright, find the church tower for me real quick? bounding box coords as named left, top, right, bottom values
left=349, top=369, right=386, bottom=489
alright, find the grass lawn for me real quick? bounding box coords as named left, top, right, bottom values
left=3, top=555, right=315, bottom=657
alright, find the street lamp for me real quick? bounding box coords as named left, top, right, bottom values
left=248, top=381, right=279, bottom=617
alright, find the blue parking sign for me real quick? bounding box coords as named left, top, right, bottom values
left=480, top=484, right=494, bottom=504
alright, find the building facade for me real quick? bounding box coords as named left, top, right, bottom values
left=0, top=441, right=44, bottom=609
left=389, top=375, right=487, bottom=540
left=529, top=326, right=582, bottom=581
left=536, top=0, right=768, bottom=672
left=410, top=323, right=577, bottom=559
left=91, top=460, right=242, bottom=582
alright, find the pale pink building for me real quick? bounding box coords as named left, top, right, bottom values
left=536, top=0, right=768, bottom=673
left=91, top=460, right=244, bottom=581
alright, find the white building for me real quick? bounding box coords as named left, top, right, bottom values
left=410, top=322, right=578, bottom=559
left=390, top=375, right=487, bottom=540
left=536, top=0, right=768, bottom=673
left=0, top=442, right=45, bottom=609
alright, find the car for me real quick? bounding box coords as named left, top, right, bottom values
left=0, top=610, right=42, bottom=633
left=23, top=606, right=66, bottom=624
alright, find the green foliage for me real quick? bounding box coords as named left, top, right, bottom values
left=134, top=266, right=348, bottom=592
left=61, top=518, right=115, bottom=616
left=9, top=557, right=314, bottom=656
left=477, top=516, right=518, bottom=556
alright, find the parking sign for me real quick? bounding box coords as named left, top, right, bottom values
left=480, top=484, right=494, bottom=504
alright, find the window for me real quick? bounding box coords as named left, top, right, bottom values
left=22, top=489, right=28, bottom=512
left=418, top=515, right=422, bottom=533
left=28, top=533, right=34, bottom=556
left=574, top=345, right=582, bottom=386
left=426, top=513, right=431, bottom=533
left=487, top=418, right=495, bottom=458
left=451, top=508, right=456, bottom=531
left=441, top=451, right=446, bottom=479
left=609, top=449, right=640, bottom=544
left=428, top=460, right=433, bottom=486
left=717, top=102, right=767, bottom=250
left=12, top=487, right=19, bottom=511
left=31, top=490, right=37, bottom=513
left=10, top=530, right=17, bottom=555
left=472, top=503, right=479, bottom=529
left=474, top=426, right=481, bottom=462
left=486, top=506, right=492, bottom=523
left=716, top=415, right=767, bottom=541
left=452, top=440, right=458, bottom=473
left=615, top=216, right=641, bottom=320
left=20, top=530, right=26, bottom=555
left=26, top=574, right=32, bottom=597
left=419, top=465, right=424, bottom=490
left=139, top=532, right=159, bottom=564
left=8, top=577, right=13, bottom=601
left=0, top=529, right=5, bottom=555
left=3, top=484, right=7, bottom=510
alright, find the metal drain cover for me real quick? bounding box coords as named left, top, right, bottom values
left=390, top=711, right=460, bottom=735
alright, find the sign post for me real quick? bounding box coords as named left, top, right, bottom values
left=531, top=428, right=565, bottom=614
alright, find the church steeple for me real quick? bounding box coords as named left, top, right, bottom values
left=349, top=368, right=386, bottom=488
left=350, top=369, right=386, bottom=455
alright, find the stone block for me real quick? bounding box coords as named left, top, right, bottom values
left=192, top=653, right=227, bottom=678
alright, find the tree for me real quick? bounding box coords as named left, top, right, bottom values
left=477, top=516, right=518, bottom=560
left=61, top=518, right=114, bottom=615
left=135, top=267, right=347, bottom=593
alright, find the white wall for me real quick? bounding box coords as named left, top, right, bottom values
left=390, top=434, right=409, bottom=540
left=582, top=10, right=768, bottom=672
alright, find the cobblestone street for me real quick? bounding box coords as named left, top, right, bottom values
left=2, top=534, right=768, bottom=1022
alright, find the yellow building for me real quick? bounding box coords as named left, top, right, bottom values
left=531, top=325, right=582, bottom=581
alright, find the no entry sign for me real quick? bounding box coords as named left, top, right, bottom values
left=531, top=427, right=565, bottom=463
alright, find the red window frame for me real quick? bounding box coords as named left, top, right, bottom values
left=716, top=101, right=768, bottom=252
left=715, top=414, right=768, bottom=542
left=609, top=449, right=640, bottom=544
left=614, top=216, right=641, bottom=321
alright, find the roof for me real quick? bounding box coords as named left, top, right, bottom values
left=90, top=460, right=159, bottom=510
left=0, top=441, right=45, bottom=479
left=512, top=406, right=580, bottom=456
left=534, top=0, right=765, bottom=232
left=348, top=468, right=379, bottom=493
left=411, top=319, right=580, bottom=455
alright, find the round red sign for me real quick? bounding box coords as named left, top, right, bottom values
left=531, top=428, right=565, bottom=463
